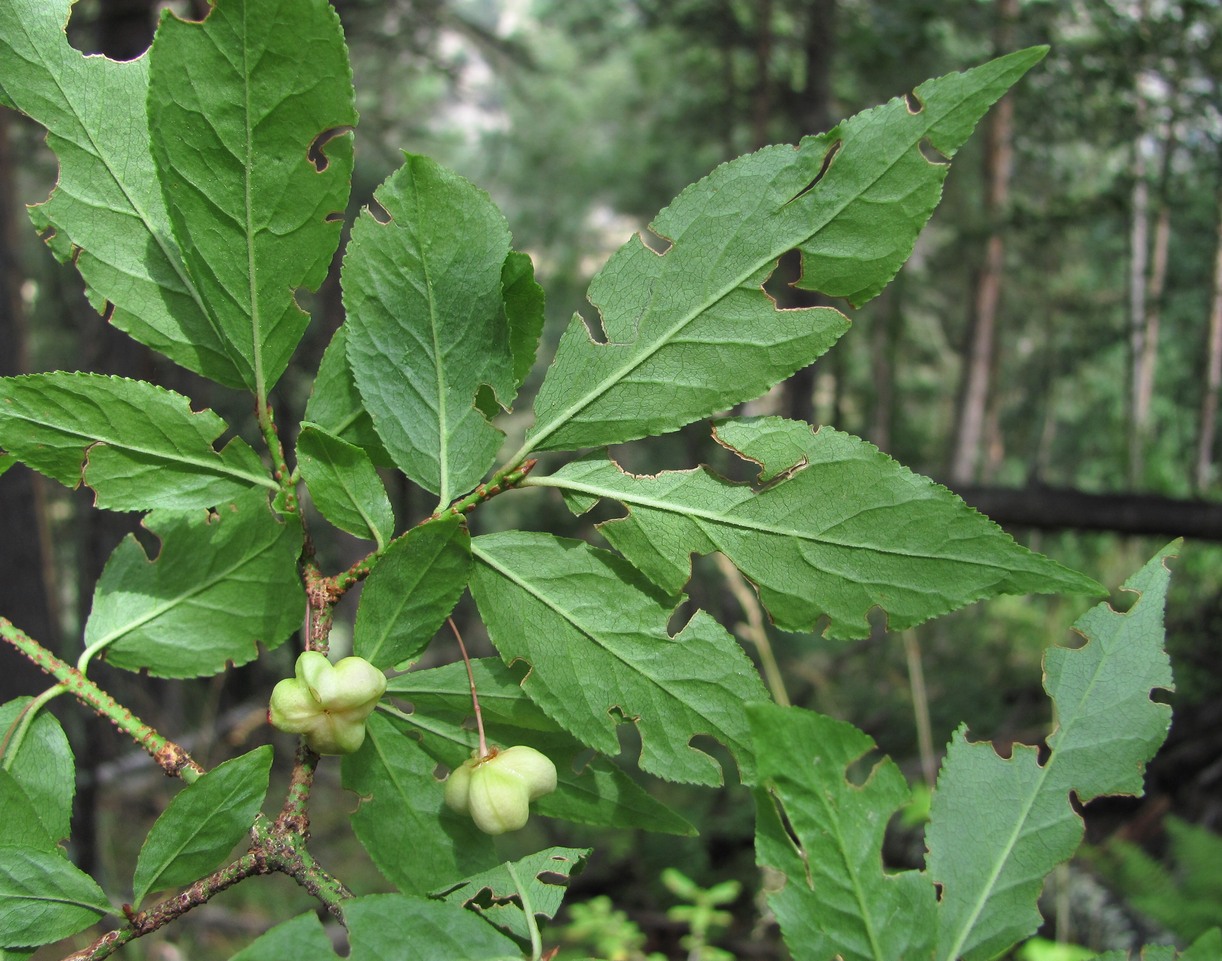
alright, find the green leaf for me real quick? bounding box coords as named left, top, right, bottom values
left=387, top=659, right=697, bottom=835
left=353, top=517, right=470, bottom=670
left=501, top=250, right=546, bottom=395
left=470, top=531, right=769, bottom=786
left=537, top=418, right=1101, bottom=639
left=83, top=490, right=304, bottom=677
left=0, top=373, right=273, bottom=510
left=345, top=894, right=520, bottom=961
left=227, top=912, right=336, bottom=960
left=1092, top=949, right=1181, bottom=961
left=926, top=543, right=1178, bottom=961
left=297, top=425, right=394, bottom=549
left=303, top=326, right=392, bottom=466
left=1183, top=930, right=1222, bottom=961
left=0, top=845, right=110, bottom=948
left=749, top=702, right=937, bottom=961
left=147, top=0, right=357, bottom=397
left=132, top=746, right=273, bottom=907
left=340, top=712, right=498, bottom=897
left=0, top=771, right=56, bottom=853
left=0, top=0, right=243, bottom=387
left=0, top=699, right=75, bottom=845
left=343, top=154, right=515, bottom=503
left=0, top=454, right=13, bottom=479
left=524, top=49, right=1047, bottom=453
left=436, top=847, right=591, bottom=943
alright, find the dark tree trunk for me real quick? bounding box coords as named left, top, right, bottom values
left=951, top=483, right=1222, bottom=543
left=0, top=111, right=59, bottom=702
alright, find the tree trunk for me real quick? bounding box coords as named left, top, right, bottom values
left=948, top=0, right=1017, bottom=485
left=867, top=283, right=902, bottom=454
left=1196, top=191, right=1222, bottom=491
left=751, top=0, right=773, bottom=151
left=779, top=0, right=836, bottom=425
left=1128, top=93, right=1177, bottom=487
left=952, top=483, right=1222, bottom=542
left=0, top=112, right=61, bottom=702
left=1127, top=145, right=1150, bottom=486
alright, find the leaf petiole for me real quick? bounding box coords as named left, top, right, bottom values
left=449, top=617, right=489, bottom=758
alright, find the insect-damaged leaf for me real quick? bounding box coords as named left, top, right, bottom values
left=537, top=417, right=1101, bottom=639
left=0, top=373, right=272, bottom=511
left=750, top=703, right=937, bottom=961
left=0, top=0, right=242, bottom=387
left=470, top=531, right=769, bottom=786
left=84, top=490, right=304, bottom=677
left=435, top=847, right=590, bottom=943
left=344, top=154, right=516, bottom=503
left=926, top=544, right=1177, bottom=961
left=147, top=0, right=356, bottom=397
left=525, top=48, right=1047, bottom=453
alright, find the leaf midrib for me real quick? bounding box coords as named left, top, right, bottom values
left=526, top=471, right=1014, bottom=572
left=242, top=5, right=265, bottom=404
left=406, top=166, right=452, bottom=506
left=0, top=406, right=275, bottom=490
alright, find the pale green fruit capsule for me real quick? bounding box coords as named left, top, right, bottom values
left=495, top=745, right=558, bottom=799
left=468, top=762, right=532, bottom=835
left=443, top=745, right=557, bottom=835
left=268, top=652, right=387, bottom=755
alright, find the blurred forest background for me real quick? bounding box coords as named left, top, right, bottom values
left=2, top=0, right=1222, bottom=958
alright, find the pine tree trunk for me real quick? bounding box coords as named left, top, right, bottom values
left=1127, top=135, right=1149, bottom=486
left=948, top=0, right=1016, bottom=485
left=752, top=0, right=773, bottom=151
left=1131, top=123, right=1176, bottom=486
left=779, top=0, right=836, bottom=425
left=1196, top=193, right=1222, bottom=491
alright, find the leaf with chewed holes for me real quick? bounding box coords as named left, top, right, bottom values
left=926, top=543, right=1177, bottom=961
left=83, top=490, right=303, bottom=677
left=470, top=531, right=769, bottom=786
left=537, top=417, right=1101, bottom=639
left=0, top=373, right=273, bottom=510
left=524, top=48, right=1047, bottom=453
left=147, top=0, right=357, bottom=398
left=344, top=154, right=516, bottom=503
left=0, top=0, right=241, bottom=386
